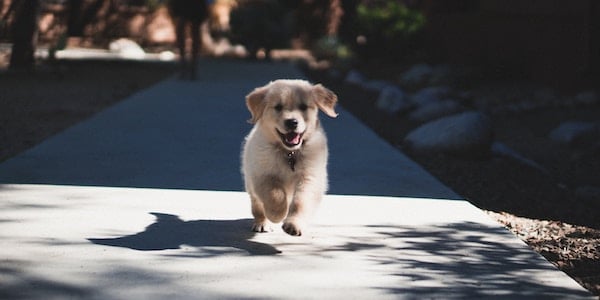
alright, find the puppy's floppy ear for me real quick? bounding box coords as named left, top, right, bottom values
left=312, top=84, right=338, bottom=118
left=245, top=85, right=269, bottom=124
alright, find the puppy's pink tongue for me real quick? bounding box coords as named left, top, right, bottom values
left=286, top=133, right=301, bottom=145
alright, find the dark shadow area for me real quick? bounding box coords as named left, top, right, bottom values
left=316, top=222, right=593, bottom=298
left=0, top=59, right=176, bottom=163
left=0, top=195, right=592, bottom=298
left=0, top=59, right=459, bottom=199
left=88, top=212, right=280, bottom=256
left=0, top=262, right=94, bottom=300
left=306, top=64, right=600, bottom=229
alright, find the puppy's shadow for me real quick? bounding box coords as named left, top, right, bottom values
left=89, top=213, right=280, bottom=256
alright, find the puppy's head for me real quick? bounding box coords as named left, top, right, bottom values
left=246, top=80, right=338, bottom=150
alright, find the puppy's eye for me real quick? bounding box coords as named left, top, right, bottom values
left=274, top=104, right=283, bottom=112
left=299, top=103, right=308, bottom=111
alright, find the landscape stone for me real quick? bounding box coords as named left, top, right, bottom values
left=362, top=79, right=391, bottom=92
left=400, top=63, right=433, bottom=87
left=410, top=86, right=452, bottom=107
left=375, top=85, right=412, bottom=114
left=408, top=99, right=463, bottom=123
left=574, top=91, right=599, bottom=105
left=109, top=38, right=145, bottom=59
left=533, top=87, right=559, bottom=104
left=428, top=64, right=453, bottom=85
left=344, top=70, right=366, bottom=86
left=575, top=186, right=600, bottom=203
left=491, top=142, right=548, bottom=174
left=404, top=111, right=494, bottom=155
left=549, top=121, right=599, bottom=145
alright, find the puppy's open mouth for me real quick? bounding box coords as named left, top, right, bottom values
left=277, top=129, right=304, bottom=148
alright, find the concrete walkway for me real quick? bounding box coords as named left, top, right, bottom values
left=0, top=59, right=593, bottom=299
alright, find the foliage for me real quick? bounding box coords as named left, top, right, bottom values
left=313, top=36, right=351, bottom=59
left=144, top=0, right=164, bottom=11
left=355, top=0, right=426, bottom=59
left=356, top=1, right=425, bottom=40
left=312, top=35, right=355, bottom=69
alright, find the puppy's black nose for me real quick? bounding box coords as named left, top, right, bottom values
left=284, top=119, right=299, bottom=130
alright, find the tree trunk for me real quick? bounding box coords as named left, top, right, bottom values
left=67, top=0, right=84, bottom=37
left=9, top=0, right=40, bottom=71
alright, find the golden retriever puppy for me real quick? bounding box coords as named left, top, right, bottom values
left=241, top=80, right=338, bottom=236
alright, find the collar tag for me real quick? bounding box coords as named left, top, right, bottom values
left=287, top=151, right=296, bottom=172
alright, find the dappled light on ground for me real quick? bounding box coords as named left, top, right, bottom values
left=0, top=184, right=592, bottom=299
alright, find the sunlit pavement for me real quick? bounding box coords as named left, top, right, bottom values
left=0, top=59, right=593, bottom=299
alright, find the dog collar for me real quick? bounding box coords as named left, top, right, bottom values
left=287, top=151, right=297, bottom=172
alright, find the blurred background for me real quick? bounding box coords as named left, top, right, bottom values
left=1, top=0, right=598, bottom=85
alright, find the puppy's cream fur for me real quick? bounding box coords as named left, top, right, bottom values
left=241, top=80, right=337, bottom=236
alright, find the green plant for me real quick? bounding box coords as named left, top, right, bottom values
left=144, top=0, right=164, bottom=11
left=356, top=1, right=425, bottom=44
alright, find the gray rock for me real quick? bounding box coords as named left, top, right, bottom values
left=344, top=70, right=366, bottom=86
left=375, top=85, right=412, bottom=114
left=400, top=64, right=433, bottom=87
left=533, top=87, right=559, bottom=104
left=549, top=121, right=599, bottom=145
left=404, top=111, right=494, bottom=155
left=574, top=91, right=599, bottom=105
left=327, top=69, right=343, bottom=80
left=428, top=64, right=453, bottom=85
left=505, top=101, right=542, bottom=114
left=362, top=79, right=391, bottom=92
left=408, top=99, right=463, bottom=123
left=410, top=86, right=452, bottom=107
left=575, top=186, right=600, bottom=203
left=109, top=38, right=145, bottom=59
left=491, top=142, right=548, bottom=174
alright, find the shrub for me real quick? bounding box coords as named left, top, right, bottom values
left=355, top=0, right=425, bottom=58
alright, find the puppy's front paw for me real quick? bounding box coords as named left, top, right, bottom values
left=282, top=221, right=302, bottom=236
left=252, top=221, right=272, bottom=233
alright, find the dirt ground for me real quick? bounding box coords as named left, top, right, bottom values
left=0, top=57, right=598, bottom=296
left=0, top=59, right=175, bottom=161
